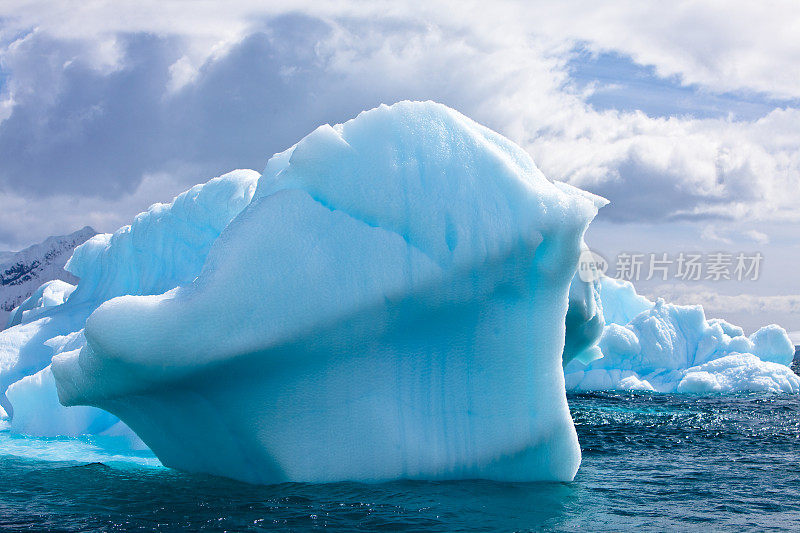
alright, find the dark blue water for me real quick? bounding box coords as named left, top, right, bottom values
left=2, top=392, right=799, bottom=531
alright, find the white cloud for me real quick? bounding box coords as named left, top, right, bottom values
left=165, top=55, right=199, bottom=94
left=645, top=283, right=800, bottom=333
left=699, top=225, right=771, bottom=246
left=0, top=170, right=205, bottom=250
left=744, top=229, right=769, bottom=245
left=701, top=225, right=733, bottom=245
left=3, top=1, right=800, bottom=97
left=0, top=94, right=12, bottom=124
left=648, top=284, right=800, bottom=316
left=0, top=1, right=799, bottom=248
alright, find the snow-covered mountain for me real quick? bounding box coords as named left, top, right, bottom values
left=0, top=227, right=96, bottom=328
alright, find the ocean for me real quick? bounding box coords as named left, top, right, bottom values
left=1, top=392, right=799, bottom=531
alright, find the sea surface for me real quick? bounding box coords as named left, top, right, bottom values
left=1, top=392, right=799, bottom=532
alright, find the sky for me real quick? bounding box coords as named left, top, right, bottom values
left=0, top=1, right=799, bottom=331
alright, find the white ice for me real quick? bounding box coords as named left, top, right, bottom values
left=6, top=279, right=75, bottom=328
left=0, top=169, right=259, bottom=433
left=564, top=277, right=799, bottom=393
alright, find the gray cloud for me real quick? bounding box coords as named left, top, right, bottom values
left=0, top=32, right=182, bottom=197
left=0, top=6, right=798, bottom=251
left=645, top=283, right=800, bottom=333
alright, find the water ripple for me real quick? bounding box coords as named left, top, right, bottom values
left=0, top=392, right=798, bottom=531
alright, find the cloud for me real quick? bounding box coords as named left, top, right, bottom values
left=701, top=225, right=733, bottom=245
left=645, top=283, right=800, bottom=333
left=529, top=1, right=800, bottom=100
left=0, top=2, right=799, bottom=248
left=744, top=230, right=769, bottom=245
left=660, top=288, right=800, bottom=316
left=0, top=32, right=184, bottom=198
left=0, top=169, right=204, bottom=250
left=0, top=13, right=572, bottom=207
left=699, top=224, right=771, bottom=247
left=4, top=1, right=800, bottom=97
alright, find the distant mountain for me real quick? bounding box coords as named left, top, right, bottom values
left=0, top=227, right=97, bottom=328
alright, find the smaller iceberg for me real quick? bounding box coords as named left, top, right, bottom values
left=565, top=277, right=799, bottom=393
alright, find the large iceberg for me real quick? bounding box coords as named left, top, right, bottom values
left=564, top=277, right=799, bottom=393
left=52, top=101, right=603, bottom=484
left=2, top=100, right=795, bottom=486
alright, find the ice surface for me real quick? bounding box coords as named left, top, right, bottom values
left=564, top=277, right=799, bottom=393
left=562, top=270, right=604, bottom=366
left=0, top=170, right=259, bottom=434
left=596, top=277, right=651, bottom=326
left=53, top=101, right=604, bottom=484
left=6, top=280, right=75, bottom=328
left=0, top=309, right=90, bottom=418
left=65, top=170, right=259, bottom=306
left=7, top=364, right=118, bottom=437
left=677, top=354, right=799, bottom=393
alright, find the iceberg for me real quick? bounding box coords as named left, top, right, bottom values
left=2, top=99, right=792, bottom=485
left=564, top=277, right=799, bottom=393
left=64, top=169, right=260, bottom=307
left=7, top=364, right=118, bottom=437
left=0, top=169, right=259, bottom=428
left=52, top=101, right=603, bottom=484
left=562, top=249, right=605, bottom=366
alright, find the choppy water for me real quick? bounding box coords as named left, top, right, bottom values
left=1, top=392, right=799, bottom=531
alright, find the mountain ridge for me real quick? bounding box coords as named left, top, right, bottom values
left=0, top=226, right=97, bottom=328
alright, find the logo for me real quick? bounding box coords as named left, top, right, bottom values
left=578, top=249, right=608, bottom=282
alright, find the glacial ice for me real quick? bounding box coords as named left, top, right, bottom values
left=0, top=169, right=259, bottom=429
left=6, top=279, right=75, bottom=328
left=7, top=364, right=118, bottom=437
left=564, top=277, right=799, bottom=393
left=52, top=101, right=603, bottom=484
left=562, top=247, right=605, bottom=366
left=65, top=169, right=259, bottom=306
left=0, top=100, right=796, bottom=485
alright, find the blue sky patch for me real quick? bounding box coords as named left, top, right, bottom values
left=568, top=48, right=800, bottom=121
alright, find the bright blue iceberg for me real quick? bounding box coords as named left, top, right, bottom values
left=52, top=101, right=604, bottom=484
left=6, top=100, right=792, bottom=485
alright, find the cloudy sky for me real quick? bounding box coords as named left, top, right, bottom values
left=1, top=1, right=799, bottom=331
